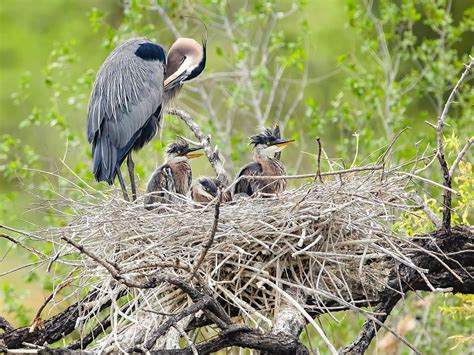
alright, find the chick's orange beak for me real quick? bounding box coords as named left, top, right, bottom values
left=275, top=139, right=295, bottom=148
left=187, top=153, right=205, bottom=159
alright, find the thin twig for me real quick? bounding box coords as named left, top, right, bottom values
left=30, top=279, right=72, bottom=332
left=449, top=137, right=473, bottom=177
left=189, top=193, right=221, bottom=280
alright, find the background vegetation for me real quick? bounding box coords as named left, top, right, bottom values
left=0, top=0, right=472, bottom=353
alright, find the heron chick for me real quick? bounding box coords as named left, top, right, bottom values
left=87, top=37, right=206, bottom=202
left=233, top=128, right=294, bottom=197
left=144, top=137, right=204, bottom=210
left=191, top=177, right=232, bottom=204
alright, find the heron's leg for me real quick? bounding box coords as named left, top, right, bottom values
left=115, top=165, right=130, bottom=202
left=127, top=153, right=137, bottom=202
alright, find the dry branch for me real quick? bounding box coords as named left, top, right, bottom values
left=167, top=108, right=231, bottom=186
left=436, top=57, right=474, bottom=232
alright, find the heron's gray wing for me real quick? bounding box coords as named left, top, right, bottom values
left=233, top=162, right=262, bottom=196
left=144, top=164, right=176, bottom=210
left=87, top=38, right=165, bottom=149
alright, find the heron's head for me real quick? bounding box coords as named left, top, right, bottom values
left=164, top=38, right=206, bottom=92
left=250, top=128, right=295, bottom=158
left=192, top=177, right=218, bottom=202
left=165, top=137, right=204, bottom=163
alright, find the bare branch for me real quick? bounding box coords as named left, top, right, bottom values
left=316, top=137, right=323, bottom=183
left=167, top=108, right=231, bottom=185
left=436, top=58, right=474, bottom=232
left=449, top=137, right=473, bottom=177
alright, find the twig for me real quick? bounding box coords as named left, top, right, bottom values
left=30, top=279, right=72, bottom=332
left=274, top=124, right=282, bottom=161
left=340, top=295, right=420, bottom=355
left=189, top=193, right=221, bottom=280
left=224, top=165, right=384, bottom=193
left=168, top=108, right=230, bottom=185
left=0, top=233, right=46, bottom=258
left=436, top=57, right=474, bottom=232
left=410, top=193, right=442, bottom=229
left=398, top=172, right=458, bottom=194
left=449, top=137, right=473, bottom=177
left=316, top=137, right=323, bottom=183
left=143, top=298, right=210, bottom=350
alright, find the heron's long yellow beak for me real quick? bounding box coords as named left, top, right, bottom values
left=275, top=139, right=295, bottom=148
left=187, top=153, right=205, bottom=159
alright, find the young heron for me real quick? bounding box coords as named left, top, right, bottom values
left=191, top=177, right=232, bottom=204
left=144, top=137, right=203, bottom=210
left=233, top=128, right=294, bottom=197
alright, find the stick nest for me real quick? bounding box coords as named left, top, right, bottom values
left=37, top=168, right=419, bottom=350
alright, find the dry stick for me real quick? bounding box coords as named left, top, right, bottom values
left=0, top=233, right=46, bottom=258
left=316, top=137, right=323, bottom=183
left=274, top=124, right=282, bottom=161
left=60, top=235, right=122, bottom=280
left=168, top=108, right=231, bottom=186
left=449, top=137, right=473, bottom=177
left=189, top=193, right=221, bottom=280
left=225, top=165, right=384, bottom=195
left=143, top=298, right=210, bottom=350
left=291, top=137, right=325, bottom=210
left=436, top=57, right=474, bottom=232
left=377, top=127, right=411, bottom=165
left=30, top=279, right=72, bottom=332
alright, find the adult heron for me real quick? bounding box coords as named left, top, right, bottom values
left=233, top=128, right=294, bottom=197
left=86, top=37, right=206, bottom=201
left=144, top=137, right=203, bottom=210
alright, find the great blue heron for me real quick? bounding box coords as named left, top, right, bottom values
left=144, top=137, right=203, bottom=210
left=87, top=37, right=206, bottom=201
left=233, top=128, right=294, bottom=197
left=191, top=177, right=232, bottom=204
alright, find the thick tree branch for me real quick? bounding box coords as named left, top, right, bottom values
left=340, top=225, right=473, bottom=354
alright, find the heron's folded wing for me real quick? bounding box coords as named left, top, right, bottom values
left=87, top=41, right=165, bottom=149
left=233, top=162, right=262, bottom=196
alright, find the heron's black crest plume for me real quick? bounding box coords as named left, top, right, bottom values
left=250, top=128, right=279, bottom=146
left=166, top=137, right=190, bottom=155
left=135, top=42, right=167, bottom=63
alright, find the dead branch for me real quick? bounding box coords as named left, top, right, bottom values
left=167, top=108, right=231, bottom=186
left=436, top=57, right=474, bottom=232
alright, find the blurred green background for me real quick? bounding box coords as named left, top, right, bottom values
left=0, top=0, right=472, bottom=353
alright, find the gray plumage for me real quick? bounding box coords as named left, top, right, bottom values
left=86, top=36, right=206, bottom=203
left=87, top=38, right=166, bottom=184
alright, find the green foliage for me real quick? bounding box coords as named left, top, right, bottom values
left=0, top=284, right=31, bottom=327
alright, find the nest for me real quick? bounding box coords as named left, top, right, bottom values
left=37, top=168, right=420, bottom=351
